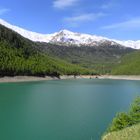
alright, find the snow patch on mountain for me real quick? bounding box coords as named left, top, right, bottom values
left=0, top=19, right=140, bottom=49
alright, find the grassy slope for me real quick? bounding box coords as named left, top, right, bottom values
left=102, top=123, right=140, bottom=140
left=112, top=51, right=140, bottom=75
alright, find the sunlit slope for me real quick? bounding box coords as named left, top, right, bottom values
left=102, top=123, right=140, bottom=140
left=112, top=51, right=140, bottom=75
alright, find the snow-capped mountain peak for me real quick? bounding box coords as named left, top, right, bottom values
left=49, top=29, right=109, bottom=45
left=0, top=19, right=140, bottom=49
left=59, top=29, right=74, bottom=34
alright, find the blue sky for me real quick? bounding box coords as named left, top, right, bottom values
left=0, top=0, right=140, bottom=40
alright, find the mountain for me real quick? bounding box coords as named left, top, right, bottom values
left=0, top=19, right=136, bottom=74
left=0, top=23, right=93, bottom=76
left=0, top=19, right=140, bottom=49
left=0, top=20, right=138, bottom=74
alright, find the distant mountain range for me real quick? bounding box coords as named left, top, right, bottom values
left=0, top=19, right=140, bottom=49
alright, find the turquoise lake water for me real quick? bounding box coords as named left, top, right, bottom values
left=0, top=79, right=140, bottom=140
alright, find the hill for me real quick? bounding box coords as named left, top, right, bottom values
left=102, top=97, right=140, bottom=140
left=112, top=51, right=140, bottom=75
left=0, top=24, right=93, bottom=77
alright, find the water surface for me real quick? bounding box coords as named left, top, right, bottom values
left=0, top=79, right=140, bottom=140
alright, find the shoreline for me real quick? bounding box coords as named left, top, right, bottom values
left=61, top=75, right=140, bottom=81
left=0, top=75, right=140, bottom=83
left=98, top=75, right=140, bottom=81
left=0, top=76, right=58, bottom=83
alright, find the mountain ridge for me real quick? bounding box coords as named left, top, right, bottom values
left=0, top=19, right=140, bottom=49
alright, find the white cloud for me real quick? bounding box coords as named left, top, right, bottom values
left=102, top=18, right=140, bottom=30
left=0, top=8, right=10, bottom=15
left=63, top=13, right=106, bottom=27
left=64, top=13, right=105, bottom=22
left=53, top=0, right=79, bottom=9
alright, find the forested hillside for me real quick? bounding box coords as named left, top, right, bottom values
left=0, top=24, right=94, bottom=77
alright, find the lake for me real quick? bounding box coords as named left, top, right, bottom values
left=0, top=79, right=140, bottom=140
